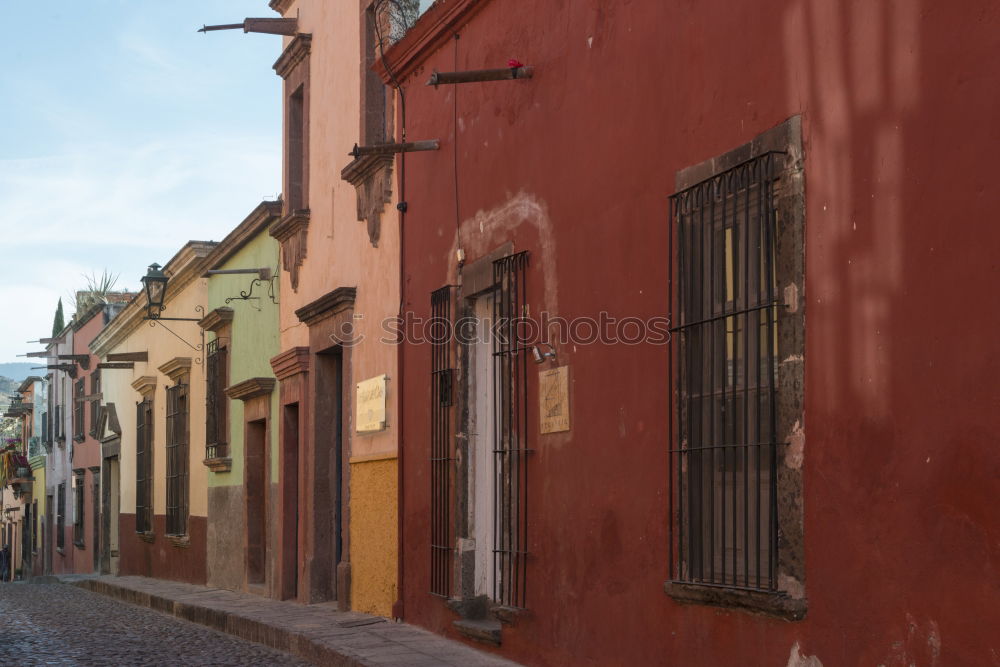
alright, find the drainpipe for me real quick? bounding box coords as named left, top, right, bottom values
left=390, top=81, right=408, bottom=625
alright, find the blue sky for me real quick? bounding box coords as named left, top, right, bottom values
left=0, top=1, right=282, bottom=362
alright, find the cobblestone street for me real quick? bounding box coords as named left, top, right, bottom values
left=0, top=583, right=309, bottom=666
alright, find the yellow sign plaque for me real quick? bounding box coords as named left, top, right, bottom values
left=539, top=366, right=570, bottom=434
left=356, top=374, right=387, bottom=433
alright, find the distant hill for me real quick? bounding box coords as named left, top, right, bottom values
left=0, top=363, right=40, bottom=383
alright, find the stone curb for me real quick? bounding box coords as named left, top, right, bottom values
left=72, top=578, right=370, bottom=666
left=59, top=576, right=519, bottom=667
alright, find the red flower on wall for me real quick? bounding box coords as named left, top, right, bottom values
left=508, top=58, right=525, bottom=69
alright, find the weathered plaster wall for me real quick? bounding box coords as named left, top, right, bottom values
left=206, top=484, right=244, bottom=591
left=70, top=309, right=109, bottom=573
left=206, top=233, right=281, bottom=488
left=349, top=457, right=398, bottom=616
left=272, top=0, right=400, bottom=612
left=395, top=0, right=1000, bottom=665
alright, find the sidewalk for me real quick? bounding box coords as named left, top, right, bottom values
left=50, top=575, right=520, bottom=667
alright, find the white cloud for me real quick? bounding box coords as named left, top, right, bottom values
left=0, top=133, right=279, bottom=249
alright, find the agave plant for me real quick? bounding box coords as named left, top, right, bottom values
left=68, top=269, right=120, bottom=317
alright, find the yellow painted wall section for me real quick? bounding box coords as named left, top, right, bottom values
left=349, top=457, right=398, bottom=617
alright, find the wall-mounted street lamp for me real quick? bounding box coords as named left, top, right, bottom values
left=140, top=263, right=205, bottom=361
left=140, top=264, right=170, bottom=320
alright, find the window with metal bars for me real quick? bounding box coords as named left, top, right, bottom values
left=430, top=285, right=455, bottom=597
left=73, top=378, right=85, bottom=441
left=166, top=383, right=189, bottom=536
left=492, top=251, right=530, bottom=608
left=89, top=370, right=101, bottom=437
left=135, top=398, right=153, bottom=533
left=73, top=470, right=85, bottom=547
left=206, top=339, right=229, bottom=460
left=669, top=152, right=782, bottom=592
left=57, top=483, right=66, bottom=549
left=32, top=499, right=38, bottom=554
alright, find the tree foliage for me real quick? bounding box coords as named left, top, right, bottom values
left=52, top=298, right=65, bottom=337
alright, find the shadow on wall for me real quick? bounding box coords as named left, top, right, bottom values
left=784, top=0, right=999, bottom=665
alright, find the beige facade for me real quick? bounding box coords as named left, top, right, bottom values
left=91, top=242, right=216, bottom=583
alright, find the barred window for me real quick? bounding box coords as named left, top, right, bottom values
left=74, top=378, right=85, bottom=441
left=135, top=398, right=154, bottom=534
left=73, top=470, right=85, bottom=547
left=32, top=499, right=38, bottom=554
left=205, top=339, right=229, bottom=460
left=667, top=124, right=806, bottom=619
left=89, top=370, right=101, bottom=437
left=166, top=383, right=189, bottom=536
left=56, top=482, right=66, bottom=550
left=429, top=286, right=455, bottom=597
left=492, top=251, right=530, bottom=608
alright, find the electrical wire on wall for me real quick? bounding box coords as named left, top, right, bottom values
left=452, top=33, right=463, bottom=269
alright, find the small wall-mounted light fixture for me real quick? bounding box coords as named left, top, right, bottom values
left=427, top=63, right=534, bottom=87
left=348, top=140, right=441, bottom=158
left=197, top=17, right=298, bottom=36
left=532, top=343, right=557, bottom=364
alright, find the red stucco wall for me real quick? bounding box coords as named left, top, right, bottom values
left=118, top=514, right=207, bottom=585
left=70, top=311, right=106, bottom=575
left=396, top=1, right=1000, bottom=665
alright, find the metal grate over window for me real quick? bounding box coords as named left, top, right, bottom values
left=430, top=285, right=455, bottom=597
left=73, top=471, right=85, bottom=547
left=206, top=339, right=229, bottom=460
left=89, top=370, right=101, bottom=437
left=57, top=483, right=66, bottom=549
left=668, top=152, right=782, bottom=592
left=166, top=384, right=189, bottom=536
left=135, top=398, right=153, bottom=533
left=74, top=378, right=85, bottom=440
left=492, top=251, right=530, bottom=608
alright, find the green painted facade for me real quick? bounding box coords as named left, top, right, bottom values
left=206, top=230, right=281, bottom=487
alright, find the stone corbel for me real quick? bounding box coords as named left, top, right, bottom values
left=341, top=154, right=393, bottom=247
left=270, top=210, right=310, bottom=291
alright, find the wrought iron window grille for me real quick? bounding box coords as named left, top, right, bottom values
left=668, top=152, right=782, bottom=593
left=492, top=251, right=531, bottom=609
left=205, top=339, right=229, bottom=461
left=430, top=285, right=457, bottom=597
left=165, top=383, right=190, bottom=537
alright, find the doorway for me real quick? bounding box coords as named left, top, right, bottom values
left=312, top=349, right=343, bottom=602
left=246, top=419, right=268, bottom=585
left=471, top=294, right=496, bottom=599
left=281, top=403, right=299, bottom=600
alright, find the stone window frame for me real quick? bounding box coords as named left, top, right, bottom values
left=164, top=379, right=190, bottom=539
left=341, top=1, right=396, bottom=248
left=56, top=482, right=66, bottom=552
left=72, top=469, right=85, bottom=548
left=663, top=116, right=806, bottom=620
left=271, top=34, right=313, bottom=292
left=89, top=368, right=101, bottom=438
left=73, top=377, right=86, bottom=442
left=132, top=376, right=157, bottom=538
